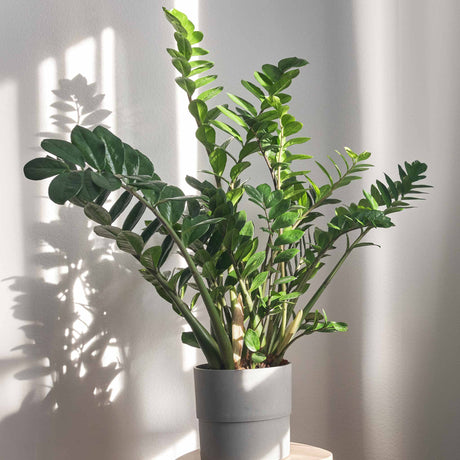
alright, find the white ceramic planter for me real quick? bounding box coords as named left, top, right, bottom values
left=194, top=363, right=292, bottom=460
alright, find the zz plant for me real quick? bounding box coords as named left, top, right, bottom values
left=24, top=8, right=430, bottom=370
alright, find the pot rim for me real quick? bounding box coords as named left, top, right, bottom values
left=195, top=362, right=292, bottom=372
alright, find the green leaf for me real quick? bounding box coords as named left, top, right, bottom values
left=284, top=137, right=310, bottom=148
left=217, top=105, right=248, bottom=128
left=157, top=185, right=185, bottom=224
left=23, top=157, right=68, bottom=180
left=140, top=246, right=163, bottom=269
left=175, top=77, right=196, bottom=96
left=230, top=161, right=250, bottom=182
left=268, top=199, right=290, bottom=219
left=239, top=141, right=259, bottom=161
left=209, top=148, right=227, bottom=176
left=181, top=331, right=200, bottom=348
left=251, top=351, right=266, bottom=364
left=116, top=230, right=145, bottom=255
left=109, top=191, right=133, bottom=221
left=84, top=202, right=112, bottom=225
left=122, top=202, right=146, bottom=231
left=211, top=120, right=243, bottom=143
left=78, top=169, right=101, bottom=201
left=94, top=225, right=122, bottom=240
left=123, top=143, right=139, bottom=176
left=272, top=212, right=298, bottom=231
left=90, top=171, right=121, bottom=191
left=363, top=190, right=379, bottom=210
left=93, top=126, right=125, bottom=174
left=284, top=121, right=303, bottom=137
left=241, top=80, right=265, bottom=100
left=274, top=275, right=296, bottom=285
left=189, top=99, right=208, bottom=123
left=278, top=57, right=308, bottom=72
left=250, top=271, right=269, bottom=292
left=174, top=33, right=192, bottom=60
left=273, top=248, right=299, bottom=263
left=189, top=62, right=214, bottom=77
left=274, top=229, right=304, bottom=246
left=172, top=57, right=191, bottom=76
left=192, top=47, right=209, bottom=56
left=71, top=125, right=106, bottom=170
left=227, top=93, right=257, bottom=116
left=197, top=86, right=223, bottom=102
left=41, top=139, right=85, bottom=168
left=242, top=251, right=266, bottom=277
left=195, top=75, right=217, bottom=88
left=196, top=124, right=216, bottom=147
left=244, top=329, right=260, bottom=352
left=262, top=63, right=282, bottom=82
left=48, top=172, right=83, bottom=204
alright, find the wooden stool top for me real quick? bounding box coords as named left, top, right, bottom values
left=177, top=442, right=333, bottom=459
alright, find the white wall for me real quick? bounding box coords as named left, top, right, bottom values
left=0, top=1, right=458, bottom=459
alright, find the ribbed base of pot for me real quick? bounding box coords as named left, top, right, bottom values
left=198, top=417, right=290, bottom=460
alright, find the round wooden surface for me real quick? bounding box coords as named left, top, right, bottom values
left=177, top=442, right=333, bottom=459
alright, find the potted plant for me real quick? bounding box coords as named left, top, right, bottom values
left=23, top=8, right=430, bottom=460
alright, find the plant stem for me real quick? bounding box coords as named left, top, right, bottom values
left=120, top=182, right=234, bottom=369
left=301, top=227, right=371, bottom=321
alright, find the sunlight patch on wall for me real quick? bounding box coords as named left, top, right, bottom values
left=38, top=57, right=59, bottom=226
left=153, top=429, right=198, bottom=460
left=101, top=27, right=116, bottom=131
left=175, top=0, right=199, bottom=194
left=65, top=36, right=96, bottom=82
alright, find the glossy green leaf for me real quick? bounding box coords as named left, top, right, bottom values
left=195, top=75, right=217, bottom=88
left=217, top=105, right=248, bottom=128
left=189, top=99, right=208, bottom=123
left=90, top=171, right=121, bottom=191
left=140, top=246, right=162, bottom=269
left=41, top=139, right=85, bottom=167
left=250, top=271, right=269, bottom=292
left=227, top=93, right=257, bottom=116
left=93, top=126, right=125, bottom=174
left=48, top=172, right=82, bottom=204
left=122, top=202, right=146, bottom=230
left=172, top=57, right=191, bottom=76
left=109, top=191, right=133, bottom=221
left=84, top=202, right=112, bottom=225
left=230, top=161, right=250, bottom=182
left=211, top=120, right=243, bottom=143
left=241, top=80, right=265, bottom=100
left=278, top=57, right=308, bottom=72
left=94, top=225, right=122, bottom=240
left=77, top=169, right=101, bottom=202
left=209, top=148, right=227, bottom=176
left=23, top=158, right=68, bottom=180
left=242, top=251, right=265, bottom=277
left=157, top=185, right=185, bottom=224
left=244, top=329, right=260, bottom=352
left=71, top=125, right=106, bottom=170
left=196, top=124, right=216, bottom=146
left=175, top=77, right=196, bottom=96
left=116, top=231, right=144, bottom=255
left=273, top=248, right=299, bottom=263
left=284, top=121, right=303, bottom=137
left=251, top=351, right=266, bottom=364
left=274, top=229, right=304, bottom=246
left=272, top=212, right=298, bottom=231
left=197, top=86, right=223, bottom=102
left=181, top=331, right=200, bottom=348
left=284, top=137, right=310, bottom=148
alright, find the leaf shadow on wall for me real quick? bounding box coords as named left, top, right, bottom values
left=0, top=76, right=143, bottom=460
left=1, top=204, right=144, bottom=460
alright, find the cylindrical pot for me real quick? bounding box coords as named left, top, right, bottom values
left=194, top=363, right=292, bottom=460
